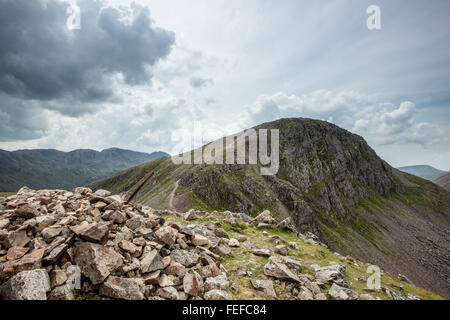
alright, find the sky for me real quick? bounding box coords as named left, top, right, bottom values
left=0, top=0, right=449, bottom=170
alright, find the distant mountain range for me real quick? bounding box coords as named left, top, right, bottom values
left=397, top=165, right=448, bottom=181
left=0, top=148, right=169, bottom=192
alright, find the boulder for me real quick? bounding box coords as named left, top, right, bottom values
left=204, top=274, right=231, bottom=292
left=155, top=226, right=178, bottom=247
left=250, top=279, right=276, bottom=297
left=328, top=283, right=360, bottom=300
left=263, top=256, right=300, bottom=282
left=0, top=269, right=50, bottom=300
left=170, top=249, right=200, bottom=267
left=315, top=263, right=349, bottom=287
left=73, top=242, right=123, bottom=285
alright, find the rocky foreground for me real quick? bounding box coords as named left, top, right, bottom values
left=0, top=187, right=441, bottom=300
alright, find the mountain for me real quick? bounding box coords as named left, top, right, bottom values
left=0, top=148, right=169, bottom=192
left=89, top=118, right=450, bottom=298
left=434, top=173, right=450, bottom=191
left=397, top=165, right=448, bottom=181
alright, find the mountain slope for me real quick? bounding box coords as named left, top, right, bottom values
left=89, top=118, right=450, bottom=298
left=397, top=165, right=448, bottom=181
left=0, top=148, right=169, bottom=191
left=434, top=172, right=450, bottom=191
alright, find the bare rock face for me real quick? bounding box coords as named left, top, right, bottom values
left=99, top=276, right=145, bottom=300
left=73, top=242, right=123, bottom=285
left=0, top=269, right=50, bottom=300
left=263, top=256, right=300, bottom=282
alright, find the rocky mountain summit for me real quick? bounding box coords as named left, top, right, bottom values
left=90, top=118, right=450, bottom=298
left=0, top=187, right=441, bottom=300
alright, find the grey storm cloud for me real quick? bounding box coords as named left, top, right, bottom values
left=0, top=0, right=175, bottom=112
left=0, top=94, right=49, bottom=141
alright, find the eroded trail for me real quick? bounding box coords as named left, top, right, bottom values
left=169, top=179, right=180, bottom=211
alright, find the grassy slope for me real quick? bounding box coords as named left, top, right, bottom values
left=159, top=211, right=444, bottom=300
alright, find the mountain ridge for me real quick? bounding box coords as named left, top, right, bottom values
left=0, top=148, right=169, bottom=192
left=397, top=165, right=448, bottom=181
left=89, top=118, right=450, bottom=298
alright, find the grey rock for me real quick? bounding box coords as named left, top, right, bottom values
left=48, top=284, right=74, bottom=300
left=204, top=289, right=233, bottom=300
left=204, top=274, right=231, bottom=292
left=328, top=283, right=360, bottom=300
left=251, top=279, right=276, bottom=297
left=0, top=269, right=50, bottom=300
left=100, top=276, right=145, bottom=300
left=263, top=256, right=300, bottom=282
left=170, top=249, right=200, bottom=267
left=140, top=249, right=164, bottom=273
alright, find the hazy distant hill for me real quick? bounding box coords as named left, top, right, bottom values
left=434, top=172, right=450, bottom=191
left=397, top=165, right=447, bottom=181
left=0, top=148, right=169, bottom=191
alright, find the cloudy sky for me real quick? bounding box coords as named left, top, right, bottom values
left=0, top=0, right=449, bottom=170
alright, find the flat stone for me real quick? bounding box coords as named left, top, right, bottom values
left=204, top=289, right=232, bottom=300
left=43, top=243, right=68, bottom=264
left=93, top=189, right=111, bottom=198
left=100, top=276, right=145, bottom=300
left=79, top=222, right=110, bottom=244
left=140, top=249, right=164, bottom=273
left=41, top=225, right=62, bottom=240
left=5, top=230, right=31, bottom=249
left=251, top=248, right=271, bottom=257
left=183, top=270, right=204, bottom=297
left=14, top=204, right=39, bottom=219
left=7, top=246, right=29, bottom=261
